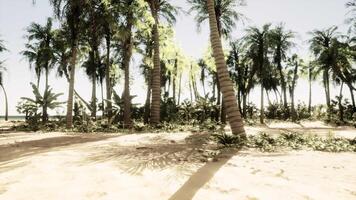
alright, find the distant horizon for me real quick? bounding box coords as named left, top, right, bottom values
left=0, top=0, right=352, bottom=116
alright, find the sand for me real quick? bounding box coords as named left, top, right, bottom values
left=0, top=121, right=355, bottom=200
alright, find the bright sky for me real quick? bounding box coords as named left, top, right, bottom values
left=0, top=0, right=352, bottom=116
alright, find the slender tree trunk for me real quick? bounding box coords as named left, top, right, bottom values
left=91, top=72, right=97, bottom=118
left=324, top=69, right=331, bottom=120
left=173, top=59, right=177, bottom=104
left=66, top=43, right=78, bottom=129
left=105, top=35, right=112, bottom=124
left=177, top=73, right=182, bottom=105
left=260, top=86, right=264, bottom=124
left=123, top=21, right=133, bottom=128
left=1, top=84, right=8, bottom=121
left=242, top=93, right=247, bottom=118
left=150, top=12, right=161, bottom=125
left=339, top=82, right=344, bottom=122
left=291, top=61, right=299, bottom=122
left=101, top=81, right=104, bottom=117
left=144, top=71, right=152, bottom=124
left=207, top=0, right=245, bottom=136
left=42, top=68, right=49, bottom=123
left=278, top=62, right=288, bottom=114
left=189, top=78, right=193, bottom=102
left=347, top=83, right=356, bottom=111
left=308, top=67, right=312, bottom=113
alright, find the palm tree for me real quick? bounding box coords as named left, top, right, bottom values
left=300, top=60, right=318, bottom=114
left=270, top=24, right=295, bottom=115
left=188, top=0, right=245, bottom=38
left=188, top=0, right=246, bottom=123
left=244, top=24, right=272, bottom=124
left=115, top=0, right=146, bottom=128
left=24, top=18, right=55, bottom=122
left=0, top=38, right=8, bottom=121
left=206, top=0, right=245, bottom=136
left=47, top=0, right=88, bottom=128
left=227, top=40, right=257, bottom=118
left=145, top=0, right=178, bottom=125
left=287, top=54, right=303, bottom=122
left=309, top=26, right=339, bottom=120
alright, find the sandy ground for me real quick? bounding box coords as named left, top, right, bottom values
left=0, top=121, right=356, bottom=200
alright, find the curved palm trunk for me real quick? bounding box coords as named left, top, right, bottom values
left=150, top=12, right=161, bottom=125
left=1, top=84, right=8, bottom=121
left=347, top=84, right=356, bottom=111
left=66, top=44, right=78, bottom=129
left=207, top=0, right=245, bottom=136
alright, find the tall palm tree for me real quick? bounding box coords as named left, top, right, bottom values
left=227, top=40, right=257, bottom=118
left=309, top=26, right=339, bottom=119
left=145, top=0, right=178, bottom=125
left=206, top=0, right=245, bottom=136
left=22, top=43, right=42, bottom=88
left=24, top=18, right=55, bottom=122
left=115, top=0, right=145, bottom=128
left=270, top=24, right=295, bottom=114
left=244, top=24, right=272, bottom=124
left=287, top=54, right=302, bottom=122
left=188, top=0, right=246, bottom=123
left=188, top=0, right=245, bottom=38
left=48, top=0, right=88, bottom=128
left=0, top=38, right=8, bottom=121
left=0, top=72, right=8, bottom=121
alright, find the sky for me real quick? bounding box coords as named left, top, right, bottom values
left=0, top=0, right=352, bottom=116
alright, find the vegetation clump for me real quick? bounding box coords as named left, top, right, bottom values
left=214, top=132, right=356, bottom=153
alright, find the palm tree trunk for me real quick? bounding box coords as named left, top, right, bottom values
left=101, top=81, right=104, bottom=117
left=347, top=83, right=356, bottom=111
left=66, top=43, right=78, bottom=129
left=91, top=72, right=97, bottom=119
left=291, top=61, right=299, bottom=122
left=242, top=93, right=247, bottom=118
left=42, top=68, right=49, bottom=123
left=339, top=82, right=344, bottom=122
left=278, top=62, right=288, bottom=112
left=144, top=72, right=152, bottom=124
left=308, top=67, right=312, bottom=113
left=260, top=86, right=264, bottom=124
left=1, top=84, right=8, bottom=121
left=189, top=78, right=193, bottom=102
left=324, top=70, right=331, bottom=120
left=123, top=22, right=133, bottom=128
left=105, top=35, right=112, bottom=124
left=150, top=12, right=161, bottom=125
left=177, top=72, right=182, bottom=105
left=207, top=0, right=245, bottom=136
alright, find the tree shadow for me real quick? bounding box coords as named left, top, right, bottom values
left=0, top=135, right=115, bottom=164
left=168, top=148, right=239, bottom=200
left=81, top=133, right=213, bottom=176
